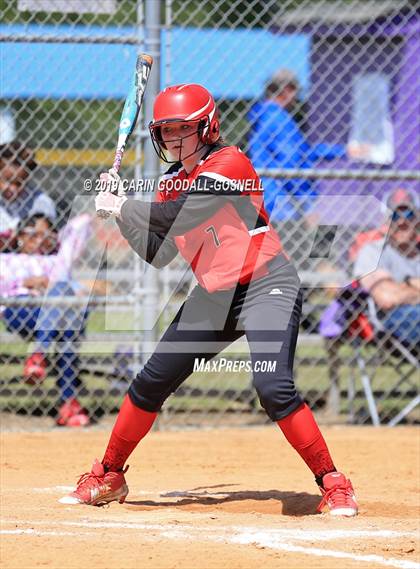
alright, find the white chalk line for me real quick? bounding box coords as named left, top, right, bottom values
left=1, top=519, right=419, bottom=569
left=232, top=532, right=419, bottom=569
left=4, top=519, right=416, bottom=541
left=1, top=529, right=94, bottom=537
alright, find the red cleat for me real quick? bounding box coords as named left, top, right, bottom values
left=318, top=472, right=358, bottom=517
left=23, top=352, right=47, bottom=384
left=59, top=459, right=129, bottom=506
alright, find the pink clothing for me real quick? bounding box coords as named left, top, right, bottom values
left=0, top=214, right=92, bottom=298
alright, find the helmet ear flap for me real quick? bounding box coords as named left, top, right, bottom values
left=200, top=115, right=220, bottom=144
left=208, top=116, right=220, bottom=144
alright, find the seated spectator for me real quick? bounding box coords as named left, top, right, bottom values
left=0, top=142, right=56, bottom=244
left=248, top=69, right=350, bottom=269
left=0, top=213, right=92, bottom=426
left=353, top=191, right=419, bottom=352
left=348, top=188, right=416, bottom=263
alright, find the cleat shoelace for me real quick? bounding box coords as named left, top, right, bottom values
left=318, top=481, right=353, bottom=512
left=75, top=471, right=103, bottom=491
left=75, top=464, right=129, bottom=493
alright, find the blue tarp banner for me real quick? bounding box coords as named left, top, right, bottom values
left=1, top=24, right=310, bottom=99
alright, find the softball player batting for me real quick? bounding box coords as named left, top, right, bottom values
left=60, top=84, right=358, bottom=516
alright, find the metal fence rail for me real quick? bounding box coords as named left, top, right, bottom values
left=256, top=168, right=420, bottom=181
left=1, top=0, right=418, bottom=428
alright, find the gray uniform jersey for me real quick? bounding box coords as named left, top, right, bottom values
left=353, top=239, right=419, bottom=283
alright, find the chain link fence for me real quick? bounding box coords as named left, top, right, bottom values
left=1, top=0, right=419, bottom=428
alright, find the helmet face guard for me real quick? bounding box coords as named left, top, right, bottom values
left=149, top=117, right=209, bottom=164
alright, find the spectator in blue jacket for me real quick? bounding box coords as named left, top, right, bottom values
left=248, top=69, right=347, bottom=267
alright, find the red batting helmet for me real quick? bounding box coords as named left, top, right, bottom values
left=149, top=84, right=220, bottom=162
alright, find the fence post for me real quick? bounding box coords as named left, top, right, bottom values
left=140, top=0, right=161, bottom=369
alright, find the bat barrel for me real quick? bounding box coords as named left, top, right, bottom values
left=96, top=52, right=153, bottom=218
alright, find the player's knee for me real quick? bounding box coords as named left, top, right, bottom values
left=128, top=370, right=165, bottom=413
left=254, top=376, right=301, bottom=421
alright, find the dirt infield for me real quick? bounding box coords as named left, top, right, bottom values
left=1, top=423, right=419, bottom=569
